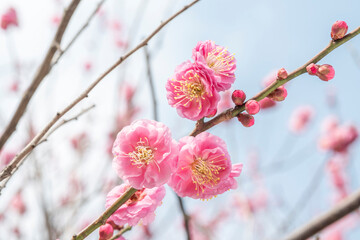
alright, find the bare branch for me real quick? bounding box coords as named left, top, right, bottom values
left=0, top=104, right=95, bottom=192
left=0, top=0, right=82, bottom=151
left=283, top=187, right=360, bottom=240
left=52, top=0, right=107, bottom=67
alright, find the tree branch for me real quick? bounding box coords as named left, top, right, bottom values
left=71, top=187, right=138, bottom=240
left=189, top=26, right=360, bottom=137
left=109, top=226, right=132, bottom=240
left=0, top=104, right=95, bottom=192
left=0, top=0, right=201, bottom=195
left=283, top=187, right=360, bottom=240
left=51, top=0, right=107, bottom=67
left=0, top=0, right=82, bottom=151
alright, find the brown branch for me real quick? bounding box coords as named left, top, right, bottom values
left=0, top=104, right=95, bottom=192
left=0, top=0, right=200, bottom=195
left=144, top=46, right=158, bottom=121
left=283, top=187, right=360, bottom=240
left=51, top=0, right=107, bottom=67
left=109, top=226, right=132, bottom=240
left=177, top=195, right=192, bottom=240
left=71, top=187, right=138, bottom=240
left=0, top=0, right=82, bottom=151
left=189, top=26, right=360, bottom=137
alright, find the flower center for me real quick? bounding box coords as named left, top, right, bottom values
left=190, top=154, right=226, bottom=195
left=206, top=47, right=235, bottom=75
left=172, top=71, right=206, bottom=108
left=128, top=138, right=156, bottom=168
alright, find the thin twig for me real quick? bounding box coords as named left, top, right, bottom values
left=0, top=0, right=201, bottom=195
left=71, top=187, right=138, bottom=240
left=277, top=155, right=328, bottom=235
left=177, top=195, right=192, bottom=240
left=144, top=46, right=158, bottom=121
left=189, top=26, right=360, bottom=137
left=0, top=0, right=82, bottom=151
left=52, top=0, right=107, bottom=67
left=37, top=104, right=96, bottom=146
left=0, top=104, right=95, bottom=192
left=144, top=45, right=191, bottom=240
left=109, top=226, right=132, bottom=240
left=283, top=187, right=360, bottom=240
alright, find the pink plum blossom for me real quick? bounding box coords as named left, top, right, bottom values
left=112, top=119, right=178, bottom=189
left=168, top=132, right=242, bottom=199
left=106, top=184, right=165, bottom=226
left=317, top=64, right=335, bottom=81
left=289, top=105, right=315, bottom=133
left=232, top=90, right=246, bottom=106
left=331, top=21, right=348, bottom=40
left=277, top=68, right=288, bottom=80
left=237, top=113, right=255, bottom=127
left=166, top=61, right=220, bottom=121
left=306, top=63, right=318, bottom=75
left=1, top=8, right=18, bottom=30
left=99, top=223, right=114, bottom=240
left=245, top=100, right=260, bottom=115
left=192, top=40, right=236, bottom=91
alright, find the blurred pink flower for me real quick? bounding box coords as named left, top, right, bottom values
left=192, top=40, right=236, bottom=91
left=106, top=184, right=165, bottom=226
left=319, top=120, right=358, bottom=153
left=1, top=8, right=18, bottom=30
left=10, top=191, right=26, bottom=215
left=112, top=119, right=178, bottom=189
left=166, top=61, right=220, bottom=121
left=289, top=105, right=315, bottom=133
left=259, top=97, right=276, bottom=109
left=168, top=132, right=242, bottom=199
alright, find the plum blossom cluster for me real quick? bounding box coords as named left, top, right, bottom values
left=166, top=40, right=236, bottom=120
left=104, top=118, right=242, bottom=238
left=289, top=105, right=315, bottom=133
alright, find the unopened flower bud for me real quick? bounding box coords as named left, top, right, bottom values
left=277, top=68, right=288, bottom=80
left=317, top=64, right=335, bottom=81
left=232, top=90, right=246, bottom=106
left=206, top=109, right=217, bottom=118
left=331, top=21, right=348, bottom=40
left=237, top=113, right=255, bottom=127
left=99, top=223, right=114, bottom=240
left=259, top=97, right=276, bottom=109
left=306, top=63, right=319, bottom=75
left=245, top=100, right=260, bottom=115
left=268, top=86, right=287, bottom=101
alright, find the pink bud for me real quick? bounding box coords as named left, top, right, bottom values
left=259, top=97, right=276, bottom=109
left=277, top=68, right=288, bottom=80
left=1, top=8, right=18, bottom=30
left=331, top=21, right=348, bottom=40
left=306, top=63, right=318, bottom=75
left=268, top=86, right=287, bottom=101
left=245, top=100, right=260, bottom=115
left=99, top=223, right=114, bottom=240
left=206, top=109, right=217, bottom=118
left=237, top=113, right=255, bottom=127
left=316, top=64, right=335, bottom=81
left=232, top=90, right=246, bottom=106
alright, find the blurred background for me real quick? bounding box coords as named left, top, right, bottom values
left=0, top=0, right=360, bottom=239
